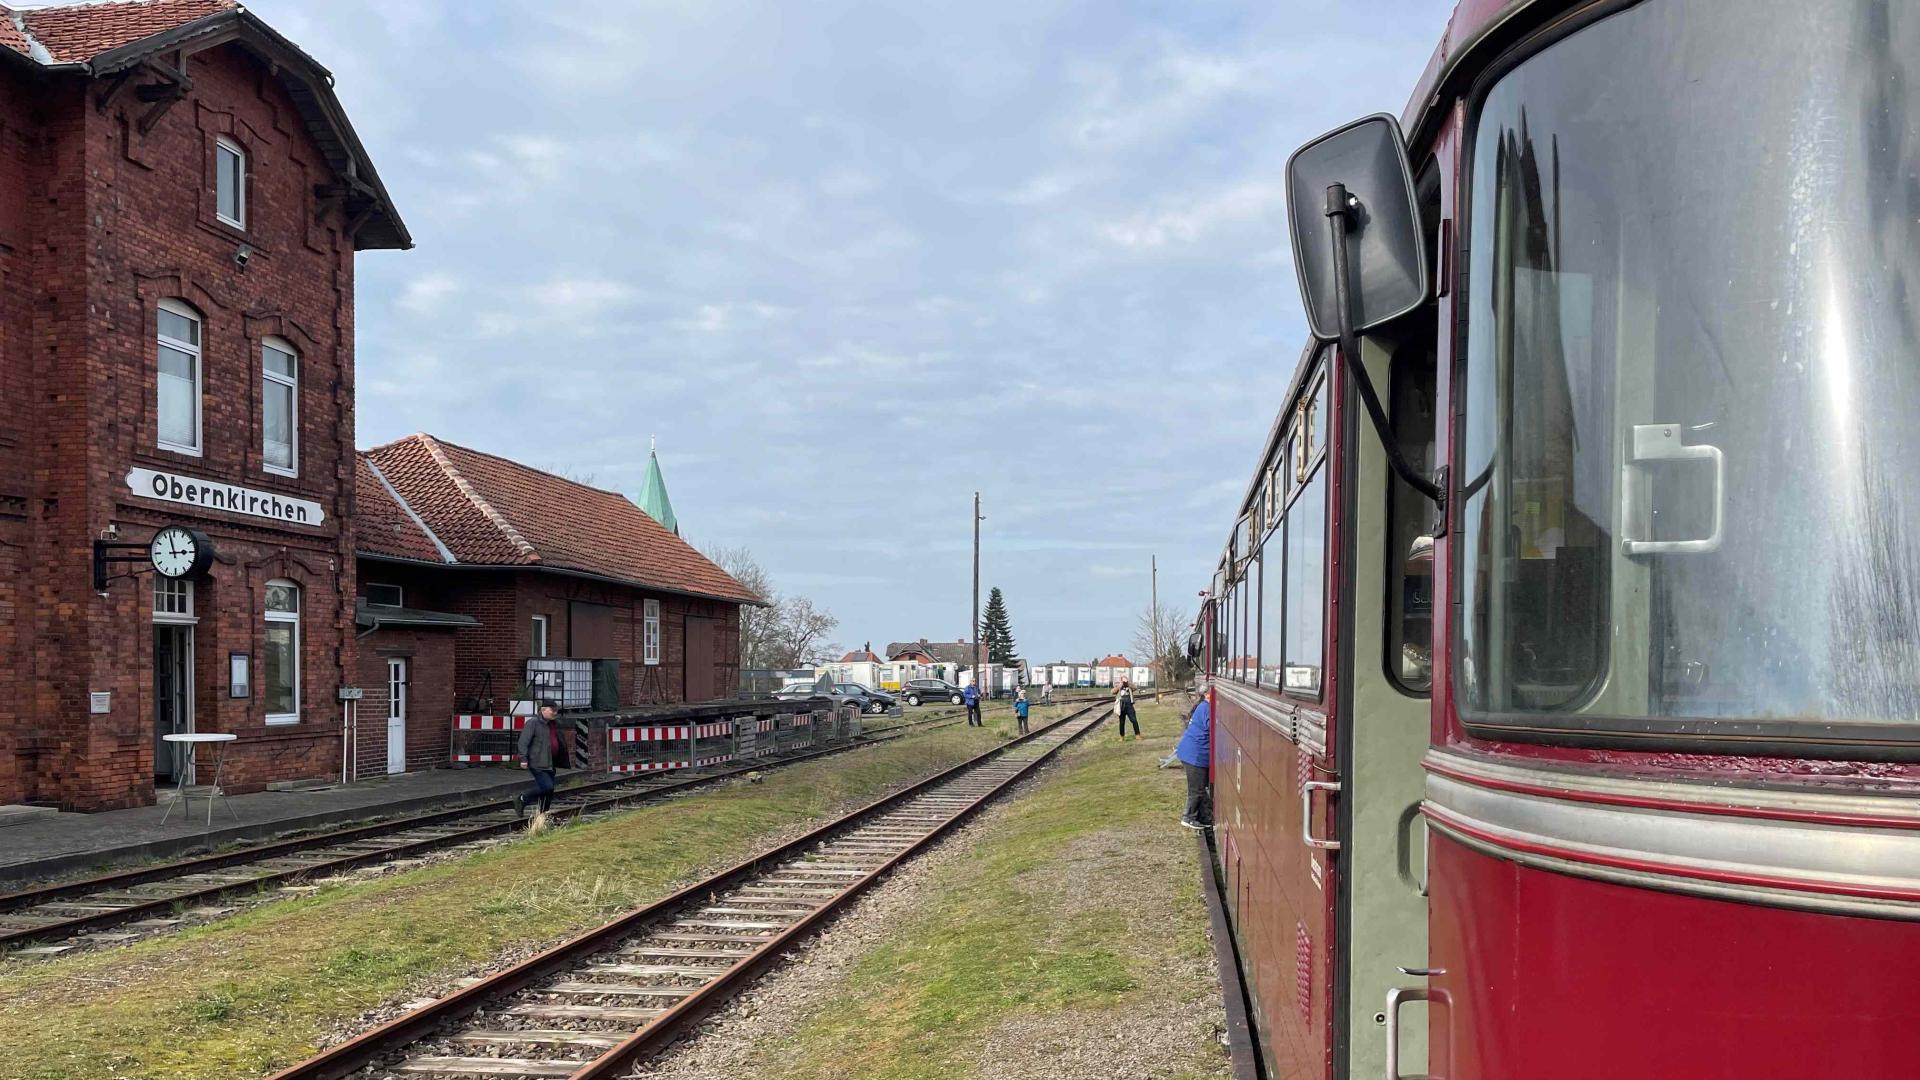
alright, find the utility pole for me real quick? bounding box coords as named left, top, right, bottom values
left=972, top=492, right=982, bottom=690
left=1151, top=553, right=1160, bottom=685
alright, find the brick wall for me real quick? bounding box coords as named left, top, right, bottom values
left=355, top=626, right=458, bottom=776
left=0, top=47, right=368, bottom=809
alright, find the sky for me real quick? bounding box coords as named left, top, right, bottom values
left=251, top=0, right=1453, bottom=665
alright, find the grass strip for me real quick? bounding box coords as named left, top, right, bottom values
left=0, top=724, right=1008, bottom=1080
left=744, top=697, right=1231, bottom=1080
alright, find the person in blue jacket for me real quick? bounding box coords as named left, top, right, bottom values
left=1013, top=688, right=1031, bottom=735
left=963, top=682, right=982, bottom=726
left=1176, top=697, right=1213, bottom=829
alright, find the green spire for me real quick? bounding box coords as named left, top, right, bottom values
left=636, top=436, right=679, bottom=534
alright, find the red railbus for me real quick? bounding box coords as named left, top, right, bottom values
left=1197, top=1, right=1920, bottom=1076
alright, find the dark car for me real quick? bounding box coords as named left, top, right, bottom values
left=775, top=677, right=871, bottom=719
left=897, top=678, right=965, bottom=707
left=836, top=683, right=895, bottom=714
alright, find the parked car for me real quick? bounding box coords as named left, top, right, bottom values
left=775, top=677, right=871, bottom=718
left=836, top=683, right=895, bottom=714
left=898, top=678, right=965, bottom=706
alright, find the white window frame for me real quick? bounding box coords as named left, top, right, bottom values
left=365, top=582, right=403, bottom=608
left=156, top=299, right=202, bottom=456
left=530, top=614, right=549, bottom=658
left=215, top=136, right=246, bottom=228
left=261, top=336, right=298, bottom=477
left=153, top=577, right=196, bottom=624
left=264, top=578, right=300, bottom=726
left=643, top=599, right=661, bottom=666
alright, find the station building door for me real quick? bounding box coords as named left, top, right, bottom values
left=152, top=579, right=196, bottom=785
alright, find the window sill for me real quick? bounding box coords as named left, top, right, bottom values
left=264, top=714, right=300, bottom=727
left=263, top=465, right=299, bottom=480
left=156, top=442, right=204, bottom=459
left=216, top=214, right=246, bottom=231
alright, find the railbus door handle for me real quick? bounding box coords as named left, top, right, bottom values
left=1622, top=423, right=1725, bottom=555
left=1301, top=779, right=1341, bottom=851
left=1386, top=985, right=1436, bottom=1080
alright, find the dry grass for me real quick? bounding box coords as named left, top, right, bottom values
left=0, top=725, right=1005, bottom=1080
left=704, top=698, right=1231, bottom=1080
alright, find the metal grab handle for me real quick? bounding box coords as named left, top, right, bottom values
left=1386, top=985, right=1436, bottom=1080
left=1621, top=423, right=1724, bottom=555
left=1301, top=779, right=1341, bottom=851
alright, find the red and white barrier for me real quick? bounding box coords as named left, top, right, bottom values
left=606, top=722, right=731, bottom=743
left=456, top=715, right=525, bottom=730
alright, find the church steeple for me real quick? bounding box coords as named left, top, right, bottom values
left=636, top=435, right=679, bottom=535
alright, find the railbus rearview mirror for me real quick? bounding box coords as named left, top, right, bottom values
left=1285, top=113, right=1428, bottom=341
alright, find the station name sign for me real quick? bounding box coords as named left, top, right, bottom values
left=126, top=467, right=326, bottom=527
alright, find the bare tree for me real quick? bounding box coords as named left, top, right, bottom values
left=702, top=544, right=778, bottom=669
left=769, top=595, right=840, bottom=668
left=699, top=543, right=840, bottom=671
left=1132, top=602, right=1194, bottom=686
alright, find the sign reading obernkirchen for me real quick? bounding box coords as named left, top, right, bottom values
left=126, top=467, right=327, bottom=527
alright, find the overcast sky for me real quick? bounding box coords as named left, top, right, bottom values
left=255, top=0, right=1451, bottom=665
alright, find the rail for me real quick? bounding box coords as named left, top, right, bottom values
left=0, top=709, right=971, bottom=953
left=266, top=698, right=1118, bottom=1080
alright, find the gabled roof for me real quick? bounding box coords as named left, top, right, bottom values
left=884, top=640, right=978, bottom=666
left=355, top=456, right=451, bottom=565
left=0, top=0, right=409, bottom=249
left=1097, top=655, right=1134, bottom=667
left=839, top=649, right=881, bottom=664
left=359, top=434, right=762, bottom=606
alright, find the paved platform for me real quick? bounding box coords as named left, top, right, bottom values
left=0, top=766, right=588, bottom=886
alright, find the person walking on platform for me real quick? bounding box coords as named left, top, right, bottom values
left=1014, top=688, right=1031, bottom=735
left=514, top=700, right=570, bottom=818
left=1115, top=680, right=1140, bottom=739
left=1176, top=696, right=1214, bottom=829
left=964, top=682, right=982, bottom=726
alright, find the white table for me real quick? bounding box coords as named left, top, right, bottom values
left=160, top=732, right=238, bottom=827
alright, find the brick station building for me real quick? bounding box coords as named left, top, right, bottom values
left=352, top=434, right=760, bottom=780
left=0, top=0, right=409, bottom=810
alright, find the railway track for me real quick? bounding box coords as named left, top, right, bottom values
left=269, top=698, right=1116, bottom=1080
left=0, top=707, right=980, bottom=955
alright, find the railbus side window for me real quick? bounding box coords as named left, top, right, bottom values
left=1261, top=506, right=1285, bottom=690
left=1385, top=161, right=1443, bottom=694
left=1286, top=460, right=1328, bottom=697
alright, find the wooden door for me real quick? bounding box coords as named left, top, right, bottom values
left=683, top=616, right=719, bottom=702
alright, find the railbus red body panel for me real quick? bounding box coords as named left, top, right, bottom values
left=1203, top=0, right=1920, bottom=1076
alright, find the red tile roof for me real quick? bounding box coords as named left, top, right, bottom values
left=354, top=456, right=447, bottom=565
left=1097, top=654, right=1133, bottom=667
left=839, top=650, right=881, bottom=663
left=2, top=0, right=232, bottom=65
left=361, top=434, right=761, bottom=606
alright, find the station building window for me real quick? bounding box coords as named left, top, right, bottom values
left=215, top=136, right=246, bottom=228
left=262, top=337, right=298, bottom=476
left=364, top=582, right=403, bottom=608
left=264, top=580, right=300, bottom=725
left=643, top=599, right=661, bottom=665
left=530, top=614, right=549, bottom=658
left=154, top=576, right=194, bottom=621
left=157, top=299, right=202, bottom=455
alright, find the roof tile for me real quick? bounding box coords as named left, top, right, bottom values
left=362, top=434, right=761, bottom=605
left=354, top=456, right=446, bottom=564
left=5, top=0, right=232, bottom=65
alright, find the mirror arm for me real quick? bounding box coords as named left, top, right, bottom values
left=1324, top=182, right=1447, bottom=515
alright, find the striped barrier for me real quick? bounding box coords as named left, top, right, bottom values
left=453, top=715, right=526, bottom=762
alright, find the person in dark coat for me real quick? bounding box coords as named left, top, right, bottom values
left=1114, top=680, right=1140, bottom=738
left=963, top=682, right=982, bottom=726
left=1176, top=697, right=1213, bottom=829
left=514, top=701, right=571, bottom=818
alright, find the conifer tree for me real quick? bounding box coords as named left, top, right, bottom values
left=980, top=587, right=1017, bottom=664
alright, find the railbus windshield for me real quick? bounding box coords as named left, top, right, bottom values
left=1457, top=0, right=1920, bottom=738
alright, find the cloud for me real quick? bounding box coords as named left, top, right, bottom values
left=397, top=272, right=459, bottom=316
left=316, top=0, right=1456, bottom=662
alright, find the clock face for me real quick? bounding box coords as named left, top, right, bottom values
left=150, top=526, right=200, bottom=578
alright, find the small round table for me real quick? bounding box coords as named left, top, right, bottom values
left=160, top=733, right=238, bottom=827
